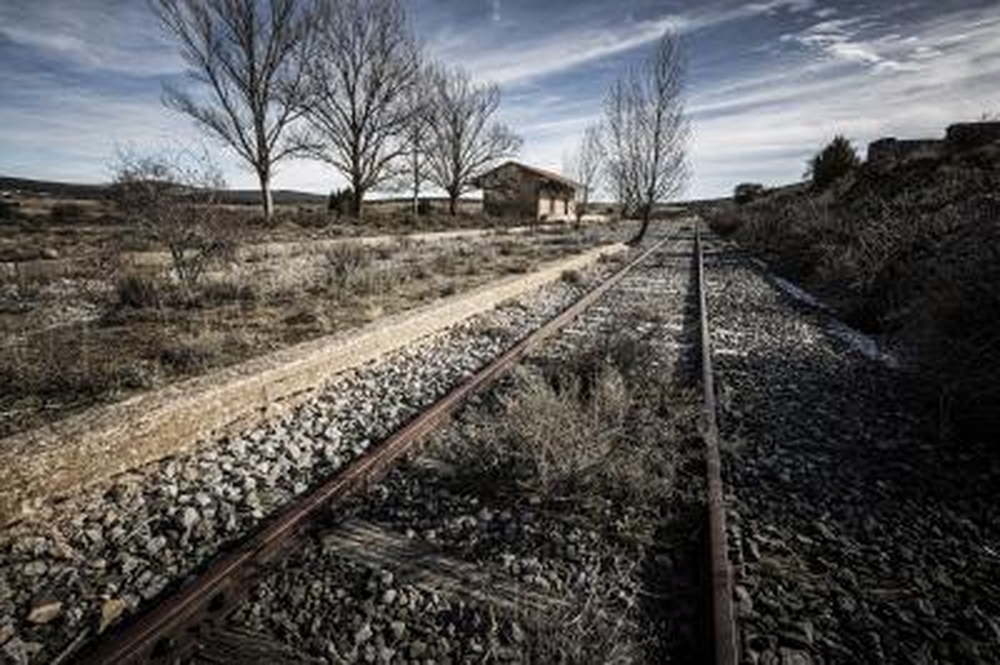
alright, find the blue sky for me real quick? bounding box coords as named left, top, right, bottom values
left=1, top=0, right=998, bottom=199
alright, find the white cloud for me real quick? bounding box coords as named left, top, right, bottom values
left=426, top=0, right=831, bottom=87
left=0, top=2, right=181, bottom=76
left=684, top=4, right=1000, bottom=197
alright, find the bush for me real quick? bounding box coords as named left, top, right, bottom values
left=807, top=135, right=861, bottom=191
left=707, top=209, right=743, bottom=236
left=560, top=269, right=583, bottom=285
left=198, top=280, right=257, bottom=307
left=49, top=202, right=85, bottom=224
left=0, top=200, right=19, bottom=220
left=324, top=241, right=372, bottom=292
left=114, top=274, right=162, bottom=309
left=416, top=198, right=432, bottom=216
left=327, top=187, right=354, bottom=217
left=734, top=182, right=766, bottom=205
left=110, top=149, right=236, bottom=302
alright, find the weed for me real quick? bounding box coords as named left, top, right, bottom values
left=324, top=242, right=372, bottom=292
left=114, top=274, right=163, bottom=310
left=560, top=269, right=582, bottom=285
left=49, top=202, right=85, bottom=224
left=198, top=280, right=257, bottom=307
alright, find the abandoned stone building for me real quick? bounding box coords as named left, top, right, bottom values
left=474, top=161, right=580, bottom=221
left=867, top=121, right=1000, bottom=169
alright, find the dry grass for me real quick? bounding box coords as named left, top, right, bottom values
left=0, top=227, right=615, bottom=437
left=429, top=335, right=701, bottom=661
left=436, top=334, right=697, bottom=518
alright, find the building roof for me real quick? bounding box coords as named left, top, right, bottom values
left=475, top=161, right=583, bottom=190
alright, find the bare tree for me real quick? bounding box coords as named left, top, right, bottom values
left=603, top=30, right=688, bottom=243
left=565, top=123, right=604, bottom=226
left=426, top=67, right=522, bottom=216
left=152, top=0, right=313, bottom=220
left=299, top=0, right=420, bottom=219
left=399, top=63, right=437, bottom=218
left=110, top=148, right=235, bottom=301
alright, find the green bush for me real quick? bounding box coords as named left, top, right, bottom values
left=327, top=187, right=354, bottom=216
left=807, top=135, right=861, bottom=191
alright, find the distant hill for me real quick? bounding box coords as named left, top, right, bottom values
left=0, top=175, right=327, bottom=206
left=0, top=176, right=108, bottom=200
left=214, top=189, right=328, bottom=206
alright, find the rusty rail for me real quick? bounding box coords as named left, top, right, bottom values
left=696, top=222, right=738, bottom=664
left=80, top=235, right=674, bottom=664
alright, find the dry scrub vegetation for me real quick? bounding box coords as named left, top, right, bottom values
left=429, top=335, right=703, bottom=661
left=0, top=214, right=616, bottom=438
left=709, top=144, right=1000, bottom=440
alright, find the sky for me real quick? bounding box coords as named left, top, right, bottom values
left=1, top=0, right=998, bottom=200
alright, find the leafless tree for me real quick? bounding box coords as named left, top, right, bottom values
left=425, top=67, right=522, bottom=216
left=110, top=148, right=235, bottom=301
left=298, top=0, right=420, bottom=219
left=152, top=0, right=313, bottom=220
left=565, top=123, right=604, bottom=226
left=399, top=63, right=437, bottom=218
left=603, top=29, right=688, bottom=243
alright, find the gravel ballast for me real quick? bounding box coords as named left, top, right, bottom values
left=205, top=227, right=710, bottom=663
left=705, top=238, right=1000, bottom=664
left=0, top=250, right=641, bottom=663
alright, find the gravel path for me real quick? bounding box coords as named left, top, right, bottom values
left=0, top=250, right=640, bottom=664
left=705, top=238, right=1000, bottom=664
left=206, top=227, right=710, bottom=663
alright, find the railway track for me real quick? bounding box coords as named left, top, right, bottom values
left=8, top=222, right=737, bottom=664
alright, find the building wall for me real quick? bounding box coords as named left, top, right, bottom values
left=481, top=163, right=577, bottom=221
left=536, top=192, right=576, bottom=221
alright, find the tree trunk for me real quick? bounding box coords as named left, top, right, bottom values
left=448, top=190, right=458, bottom=216
left=575, top=189, right=587, bottom=230
left=411, top=152, right=420, bottom=218
left=630, top=206, right=651, bottom=244
left=350, top=189, right=364, bottom=220
left=258, top=170, right=274, bottom=221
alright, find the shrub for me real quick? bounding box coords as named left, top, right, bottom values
left=198, top=280, right=257, bottom=307
left=416, top=198, right=432, bottom=216
left=0, top=200, right=19, bottom=220
left=560, top=269, right=583, bottom=285
left=49, top=202, right=85, bottom=224
left=734, top=182, right=766, bottom=205
left=324, top=241, right=372, bottom=292
left=114, top=274, right=162, bottom=309
left=327, top=187, right=353, bottom=217
left=110, top=149, right=237, bottom=302
left=708, top=209, right=743, bottom=236
left=158, top=340, right=217, bottom=374
left=807, top=135, right=861, bottom=191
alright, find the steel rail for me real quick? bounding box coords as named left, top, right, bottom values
left=80, top=234, right=675, bottom=664
left=696, top=221, right=738, bottom=665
